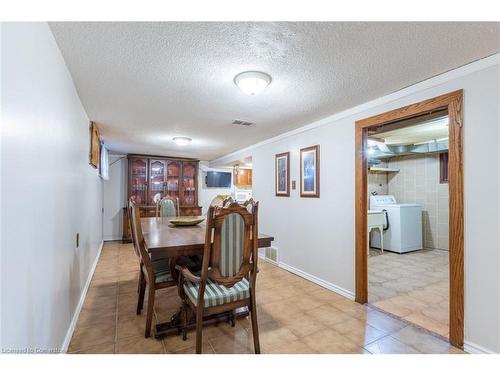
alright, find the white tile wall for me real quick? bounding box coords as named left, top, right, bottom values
left=368, top=162, right=389, bottom=197
left=387, top=154, right=449, bottom=250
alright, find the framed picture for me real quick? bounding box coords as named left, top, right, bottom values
left=89, top=121, right=100, bottom=168
left=300, top=145, right=320, bottom=198
left=275, top=152, right=290, bottom=196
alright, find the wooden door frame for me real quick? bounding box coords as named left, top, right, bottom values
left=354, top=90, right=464, bottom=348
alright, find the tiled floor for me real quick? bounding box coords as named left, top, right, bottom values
left=68, top=242, right=463, bottom=354
left=368, top=248, right=449, bottom=337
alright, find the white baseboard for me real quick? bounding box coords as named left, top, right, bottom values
left=258, top=252, right=279, bottom=266
left=103, top=236, right=121, bottom=242
left=277, top=261, right=355, bottom=301
left=463, top=340, right=496, bottom=354
left=60, top=241, right=103, bottom=353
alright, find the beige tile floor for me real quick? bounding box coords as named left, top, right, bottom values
left=368, top=248, right=449, bottom=337
left=68, top=242, right=463, bottom=354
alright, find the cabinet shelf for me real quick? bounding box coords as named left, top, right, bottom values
left=127, top=154, right=200, bottom=212
left=368, top=167, right=400, bottom=173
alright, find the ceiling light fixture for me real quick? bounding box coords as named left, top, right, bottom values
left=173, top=136, right=192, bottom=146
left=234, top=71, right=272, bottom=96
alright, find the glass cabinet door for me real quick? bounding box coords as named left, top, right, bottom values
left=129, top=158, right=148, bottom=205
left=166, top=161, right=180, bottom=200
left=149, top=159, right=167, bottom=204
left=181, top=162, right=197, bottom=206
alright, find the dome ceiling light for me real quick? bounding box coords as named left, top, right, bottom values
left=234, top=71, right=272, bottom=96
left=172, top=136, right=192, bottom=146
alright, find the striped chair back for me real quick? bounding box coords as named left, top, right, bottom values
left=158, top=197, right=179, bottom=218
left=220, top=213, right=245, bottom=277
left=202, top=201, right=259, bottom=287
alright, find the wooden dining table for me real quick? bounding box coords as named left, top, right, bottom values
left=141, top=216, right=274, bottom=338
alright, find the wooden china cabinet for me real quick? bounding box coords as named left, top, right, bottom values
left=122, top=154, right=202, bottom=242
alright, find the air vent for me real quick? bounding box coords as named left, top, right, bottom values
left=265, top=246, right=279, bottom=265
left=232, top=119, right=254, bottom=126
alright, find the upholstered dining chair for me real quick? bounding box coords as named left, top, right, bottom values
left=176, top=201, right=261, bottom=354
left=209, top=194, right=231, bottom=208
left=152, top=193, right=162, bottom=216
left=128, top=199, right=177, bottom=338
left=242, top=198, right=255, bottom=213
left=158, top=196, right=180, bottom=218
left=222, top=196, right=234, bottom=208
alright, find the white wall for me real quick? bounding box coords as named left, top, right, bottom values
left=1, top=23, right=103, bottom=352
left=212, top=55, right=500, bottom=353
left=198, top=161, right=234, bottom=214
left=103, top=155, right=127, bottom=240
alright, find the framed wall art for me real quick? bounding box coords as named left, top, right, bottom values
left=300, top=145, right=320, bottom=198
left=89, top=121, right=100, bottom=169
left=275, top=152, right=290, bottom=196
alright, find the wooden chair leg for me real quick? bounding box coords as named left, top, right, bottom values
left=230, top=311, right=235, bottom=327
left=136, top=273, right=146, bottom=315
left=195, top=306, right=203, bottom=354
left=145, top=286, right=156, bottom=338
left=182, top=303, right=188, bottom=341
left=137, top=270, right=142, bottom=293
left=250, top=294, right=260, bottom=354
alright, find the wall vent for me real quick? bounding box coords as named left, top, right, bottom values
left=232, top=119, right=254, bottom=126
left=265, top=246, right=279, bottom=265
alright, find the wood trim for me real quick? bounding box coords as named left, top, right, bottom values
left=300, top=145, right=320, bottom=198
left=89, top=121, right=100, bottom=168
left=275, top=152, right=290, bottom=197
left=356, top=91, right=461, bottom=128
left=447, top=91, right=464, bottom=348
left=355, top=90, right=464, bottom=348
left=355, top=125, right=368, bottom=303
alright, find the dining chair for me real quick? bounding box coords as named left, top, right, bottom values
left=222, top=196, right=234, bottom=207
left=158, top=196, right=180, bottom=218
left=128, top=199, right=177, bottom=338
left=152, top=193, right=162, bottom=216
left=209, top=194, right=231, bottom=208
left=176, top=201, right=261, bottom=354
left=242, top=198, right=255, bottom=213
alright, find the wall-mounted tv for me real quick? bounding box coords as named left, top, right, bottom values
left=206, top=171, right=232, bottom=188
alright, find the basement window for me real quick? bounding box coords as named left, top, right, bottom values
left=440, top=152, right=449, bottom=184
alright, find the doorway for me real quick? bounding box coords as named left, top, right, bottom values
left=354, top=91, right=464, bottom=348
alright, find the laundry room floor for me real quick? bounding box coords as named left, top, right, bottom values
left=368, top=248, right=449, bottom=337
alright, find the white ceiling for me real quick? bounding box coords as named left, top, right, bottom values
left=50, top=22, right=500, bottom=160
left=373, top=117, right=449, bottom=145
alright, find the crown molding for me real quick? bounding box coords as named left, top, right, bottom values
left=211, top=53, right=500, bottom=166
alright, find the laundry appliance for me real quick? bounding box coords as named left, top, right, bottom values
left=370, top=195, right=422, bottom=253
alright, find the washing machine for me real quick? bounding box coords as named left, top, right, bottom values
left=370, top=195, right=422, bottom=253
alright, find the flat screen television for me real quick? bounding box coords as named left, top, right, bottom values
left=206, top=171, right=232, bottom=188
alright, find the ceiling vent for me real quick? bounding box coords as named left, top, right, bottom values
left=232, top=119, right=254, bottom=126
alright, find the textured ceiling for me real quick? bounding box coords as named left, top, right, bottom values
left=50, top=22, right=500, bottom=160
